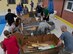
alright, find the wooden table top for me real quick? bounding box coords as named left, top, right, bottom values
left=13, top=33, right=63, bottom=54
left=22, top=41, right=55, bottom=53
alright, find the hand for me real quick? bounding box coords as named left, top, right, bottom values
left=56, top=39, right=62, bottom=47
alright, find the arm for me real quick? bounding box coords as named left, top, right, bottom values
left=1, top=41, right=6, bottom=54
left=14, top=36, right=20, bottom=48
left=57, top=39, right=63, bottom=46
left=21, top=23, right=24, bottom=31
left=56, top=34, right=64, bottom=47
left=14, top=36, right=24, bottom=53
left=19, top=23, right=24, bottom=33
left=13, top=13, right=17, bottom=18
left=48, top=24, right=51, bottom=29
left=56, top=38, right=64, bottom=49
left=5, top=15, right=8, bottom=21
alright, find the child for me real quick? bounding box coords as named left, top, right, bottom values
left=1, top=30, right=19, bottom=54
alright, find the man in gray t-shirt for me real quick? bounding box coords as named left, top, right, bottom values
left=37, top=21, right=51, bottom=34
left=60, top=31, right=73, bottom=52
left=58, top=25, right=73, bottom=54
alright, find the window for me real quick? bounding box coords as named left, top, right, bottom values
left=21, top=0, right=28, bottom=4
left=65, top=0, right=73, bottom=12
left=7, top=0, right=16, bottom=4
left=38, top=0, right=43, bottom=2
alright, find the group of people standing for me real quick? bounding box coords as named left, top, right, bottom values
left=35, top=3, right=49, bottom=21
left=16, top=3, right=28, bottom=16
left=16, top=1, right=34, bottom=16
left=5, top=1, right=35, bottom=33
left=5, top=9, right=23, bottom=34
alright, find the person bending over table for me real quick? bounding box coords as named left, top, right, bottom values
left=57, top=25, right=73, bottom=54
left=43, top=7, right=49, bottom=21
left=37, top=21, right=51, bottom=34
left=1, top=30, right=19, bottom=54
left=9, top=17, right=24, bottom=34
left=14, top=18, right=23, bottom=33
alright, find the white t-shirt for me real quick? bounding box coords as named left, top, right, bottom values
left=9, top=23, right=15, bottom=32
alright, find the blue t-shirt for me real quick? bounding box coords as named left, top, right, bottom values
left=60, top=31, right=73, bottom=52
left=16, top=5, right=22, bottom=13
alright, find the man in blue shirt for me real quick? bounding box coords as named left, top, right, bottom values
left=58, top=25, right=73, bottom=54
left=16, top=4, right=23, bottom=16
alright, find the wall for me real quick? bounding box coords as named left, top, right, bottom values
left=43, top=0, right=73, bottom=24
left=0, top=0, right=38, bottom=13
left=43, top=0, right=63, bottom=17
left=53, top=0, right=73, bottom=24
left=53, top=0, right=63, bottom=17
left=62, top=10, right=73, bottom=24
left=43, top=0, right=48, bottom=7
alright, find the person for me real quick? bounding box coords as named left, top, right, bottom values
left=8, top=22, right=16, bottom=33
left=21, top=2, right=24, bottom=8
left=36, top=4, right=42, bottom=17
left=30, top=1, right=34, bottom=11
left=43, top=7, right=49, bottom=17
left=43, top=7, right=49, bottom=21
left=8, top=17, right=23, bottom=34
left=16, top=4, right=23, bottom=16
left=41, top=5, right=44, bottom=17
left=14, top=18, right=23, bottom=33
left=5, top=9, right=17, bottom=26
left=23, top=5, right=29, bottom=14
left=37, top=21, right=51, bottom=34
left=43, top=13, right=49, bottom=21
left=1, top=30, right=19, bottom=54
left=57, top=25, right=73, bottom=54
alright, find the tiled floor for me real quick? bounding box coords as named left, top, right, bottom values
left=0, top=13, right=73, bottom=54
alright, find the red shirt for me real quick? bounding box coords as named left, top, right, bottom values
left=2, top=36, right=19, bottom=54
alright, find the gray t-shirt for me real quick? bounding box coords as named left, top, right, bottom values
left=38, top=21, right=51, bottom=32
left=60, top=31, right=73, bottom=52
